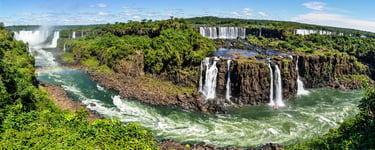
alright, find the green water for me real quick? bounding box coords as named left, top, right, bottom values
left=37, top=68, right=363, bottom=147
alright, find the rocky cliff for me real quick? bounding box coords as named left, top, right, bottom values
left=87, top=51, right=370, bottom=113
left=213, top=57, right=297, bottom=106
left=298, top=53, right=369, bottom=89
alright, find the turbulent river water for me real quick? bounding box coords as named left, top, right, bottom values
left=35, top=51, right=363, bottom=147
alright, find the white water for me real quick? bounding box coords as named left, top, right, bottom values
left=14, top=30, right=51, bottom=46
left=267, top=63, right=274, bottom=106
left=296, top=56, right=310, bottom=96
left=226, top=60, right=232, bottom=100
left=63, top=43, right=66, bottom=52
left=72, top=32, right=76, bottom=39
left=200, top=26, right=246, bottom=39
left=275, top=65, right=285, bottom=108
left=274, top=65, right=285, bottom=107
left=14, top=30, right=59, bottom=68
left=47, top=31, right=60, bottom=48
left=199, top=57, right=219, bottom=99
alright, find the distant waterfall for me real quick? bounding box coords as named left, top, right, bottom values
left=296, top=56, right=309, bottom=95
left=72, top=32, right=76, bottom=39
left=199, top=57, right=219, bottom=99
left=226, top=60, right=232, bottom=100
left=267, top=63, right=274, bottom=106
left=199, top=26, right=246, bottom=39
left=274, top=65, right=285, bottom=107
left=47, top=31, right=60, bottom=48
left=63, top=43, right=66, bottom=52
left=200, top=27, right=218, bottom=39
left=14, top=30, right=51, bottom=46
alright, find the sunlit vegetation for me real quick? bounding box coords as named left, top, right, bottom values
left=63, top=18, right=215, bottom=74
left=0, top=23, right=158, bottom=149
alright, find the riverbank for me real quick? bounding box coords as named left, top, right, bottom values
left=39, top=82, right=103, bottom=122
left=88, top=71, right=209, bottom=112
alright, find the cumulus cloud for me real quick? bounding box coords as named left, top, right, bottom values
left=97, top=12, right=110, bottom=16
left=90, top=3, right=107, bottom=8
left=293, top=12, right=375, bottom=32
left=258, top=12, right=268, bottom=17
left=302, top=2, right=326, bottom=11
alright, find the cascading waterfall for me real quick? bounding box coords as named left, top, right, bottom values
left=274, top=65, right=285, bottom=107
left=267, top=63, right=274, bottom=106
left=199, top=26, right=245, bottom=39
left=63, top=43, right=66, bottom=52
left=14, top=30, right=59, bottom=68
left=47, top=31, right=60, bottom=48
left=226, top=60, right=232, bottom=100
left=72, top=31, right=76, bottom=39
left=199, top=57, right=219, bottom=99
left=200, top=27, right=218, bottom=39
left=14, top=30, right=51, bottom=46
left=296, top=56, right=309, bottom=95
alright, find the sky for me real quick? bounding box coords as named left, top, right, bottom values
left=1, top=0, right=375, bottom=32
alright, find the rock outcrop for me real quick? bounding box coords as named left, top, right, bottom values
left=298, top=53, right=369, bottom=89
left=212, top=57, right=297, bottom=106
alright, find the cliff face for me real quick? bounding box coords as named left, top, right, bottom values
left=299, top=54, right=368, bottom=89
left=90, top=51, right=369, bottom=113
left=215, top=57, right=297, bottom=106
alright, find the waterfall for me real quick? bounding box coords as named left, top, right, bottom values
left=267, top=63, right=274, bottom=106
left=72, top=32, right=76, bottom=39
left=226, top=60, right=232, bottom=100
left=296, top=56, right=309, bottom=95
left=63, top=43, right=66, bottom=52
left=199, top=57, right=219, bottom=99
left=274, top=65, right=285, bottom=107
left=14, top=30, right=59, bottom=68
left=14, top=30, right=50, bottom=46
left=47, top=31, right=59, bottom=48
left=199, top=26, right=245, bottom=39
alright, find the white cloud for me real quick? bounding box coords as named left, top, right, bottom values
left=243, top=8, right=252, bottom=13
left=97, top=12, right=110, bottom=16
left=258, top=12, right=268, bottom=17
left=90, top=3, right=107, bottom=8
left=302, top=2, right=326, bottom=11
left=19, top=12, right=33, bottom=16
left=293, top=12, right=375, bottom=32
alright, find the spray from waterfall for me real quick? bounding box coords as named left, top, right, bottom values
left=72, top=31, right=76, bottom=39
left=14, top=28, right=60, bottom=68
left=226, top=60, right=232, bottom=100
left=199, top=57, right=219, bottom=99
left=296, top=56, right=309, bottom=95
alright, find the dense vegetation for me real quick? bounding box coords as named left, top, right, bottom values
left=187, top=16, right=375, bottom=37
left=62, top=18, right=215, bottom=74
left=0, top=23, right=158, bottom=149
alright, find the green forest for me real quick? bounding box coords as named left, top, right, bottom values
left=61, top=18, right=215, bottom=74
left=0, top=23, right=158, bottom=149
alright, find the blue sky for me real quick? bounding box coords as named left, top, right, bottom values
left=1, top=0, right=375, bottom=32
